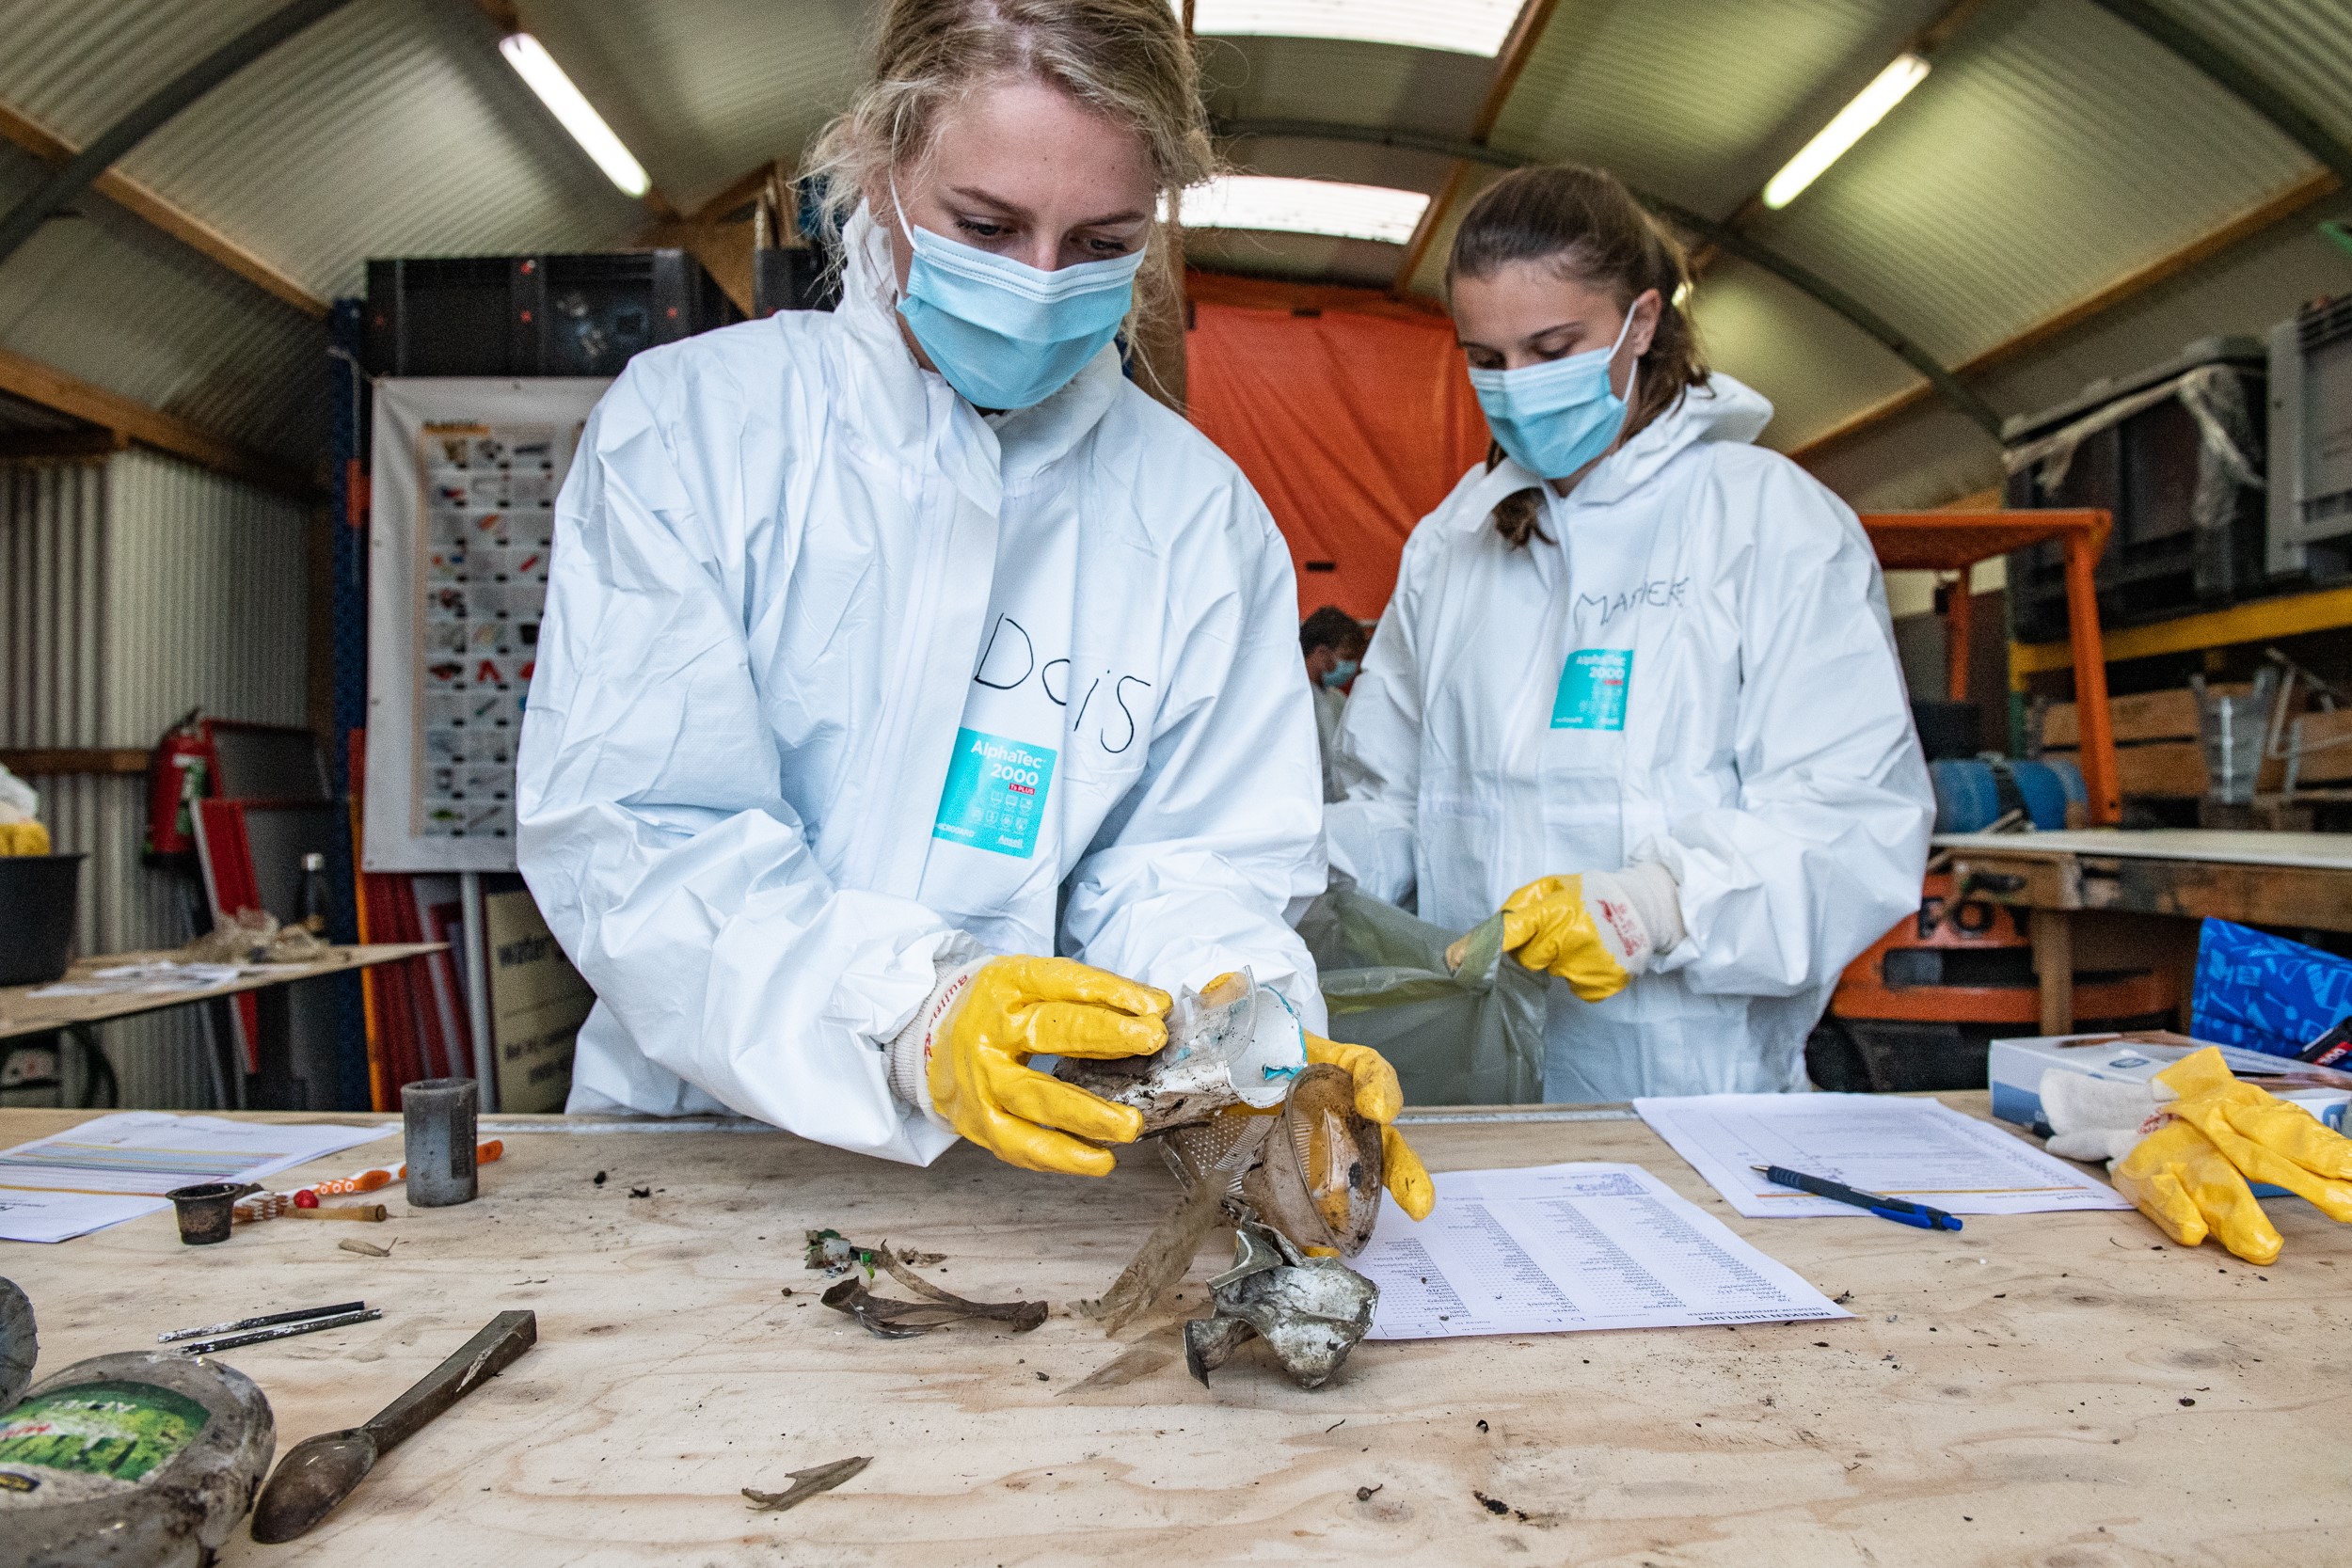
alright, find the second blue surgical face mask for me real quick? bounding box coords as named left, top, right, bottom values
left=1321, top=658, right=1359, bottom=689
left=893, top=199, right=1146, bottom=411
left=1467, top=307, right=1640, bottom=480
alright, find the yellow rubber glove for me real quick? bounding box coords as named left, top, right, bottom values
left=2112, top=1117, right=2284, bottom=1266
left=1493, top=864, right=1682, bottom=1003
left=1304, top=1033, right=1435, bottom=1221
left=2157, top=1048, right=2352, bottom=1223
left=0, top=820, right=50, bottom=855
left=921, top=957, right=1169, bottom=1178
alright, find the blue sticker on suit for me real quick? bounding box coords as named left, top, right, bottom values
left=932, top=728, right=1057, bottom=859
left=1551, top=648, right=1633, bottom=731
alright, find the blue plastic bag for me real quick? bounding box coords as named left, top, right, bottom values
left=2191, top=918, right=2352, bottom=1057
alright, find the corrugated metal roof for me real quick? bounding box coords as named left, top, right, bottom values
left=1684, top=257, right=1926, bottom=451
left=2151, top=0, right=2352, bottom=150
left=120, top=0, right=641, bottom=299
left=1185, top=228, right=1400, bottom=289
left=1200, top=35, right=1494, bottom=140
left=0, top=144, right=324, bottom=463
left=1488, top=0, right=1948, bottom=219
left=0, top=0, right=288, bottom=147
left=4, top=0, right=2351, bottom=483
left=1756, top=0, right=2317, bottom=369
left=520, top=0, right=870, bottom=214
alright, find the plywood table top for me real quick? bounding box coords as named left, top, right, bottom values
left=1, top=1099, right=2341, bottom=1567
left=0, top=945, right=445, bottom=1040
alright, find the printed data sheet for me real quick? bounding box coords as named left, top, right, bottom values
left=1635, top=1093, right=2132, bottom=1218
left=0, top=1113, right=394, bottom=1243
left=1358, top=1162, right=1850, bottom=1339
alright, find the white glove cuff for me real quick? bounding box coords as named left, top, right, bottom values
left=887, top=958, right=989, bottom=1130
left=1613, top=860, right=1686, bottom=961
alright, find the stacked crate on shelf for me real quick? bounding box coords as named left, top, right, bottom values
left=2039, top=683, right=2282, bottom=800
left=2005, top=337, right=2270, bottom=644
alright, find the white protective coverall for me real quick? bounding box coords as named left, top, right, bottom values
left=1326, top=375, right=1931, bottom=1100
left=516, top=209, right=1327, bottom=1164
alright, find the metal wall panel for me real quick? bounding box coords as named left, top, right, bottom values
left=1, top=453, right=305, bottom=1108
left=104, top=449, right=310, bottom=746
left=0, top=0, right=285, bottom=146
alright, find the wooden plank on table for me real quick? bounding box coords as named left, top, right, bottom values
left=2, top=1097, right=2347, bottom=1566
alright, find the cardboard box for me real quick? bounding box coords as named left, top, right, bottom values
left=1989, top=1031, right=2351, bottom=1133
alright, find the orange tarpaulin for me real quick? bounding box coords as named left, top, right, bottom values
left=1186, top=298, right=1490, bottom=621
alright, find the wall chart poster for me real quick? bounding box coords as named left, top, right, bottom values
left=366, top=379, right=610, bottom=874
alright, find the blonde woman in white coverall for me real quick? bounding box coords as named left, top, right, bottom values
left=515, top=0, right=1431, bottom=1213
left=1326, top=165, right=1932, bottom=1103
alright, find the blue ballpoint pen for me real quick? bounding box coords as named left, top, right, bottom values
left=1751, top=1164, right=1963, bottom=1231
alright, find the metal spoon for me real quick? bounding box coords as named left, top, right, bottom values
left=248, top=1309, right=537, bottom=1543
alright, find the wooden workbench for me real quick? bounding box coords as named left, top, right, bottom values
left=0, top=945, right=445, bottom=1042
left=3, top=1100, right=2342, bottom=1566
left=1937, top=829, right=2352, bottom=1032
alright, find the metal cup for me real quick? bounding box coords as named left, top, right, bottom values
left=167, top=1181, right=260, bottom=1244
left=402, top=1077, right=480, bottom=1208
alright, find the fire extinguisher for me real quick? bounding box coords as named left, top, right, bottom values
left=146, top=707, right=213, bottom=860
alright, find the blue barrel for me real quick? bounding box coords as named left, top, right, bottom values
left=1929, top=758, right=2085, bottom=833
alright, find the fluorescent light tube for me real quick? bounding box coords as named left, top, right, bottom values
left=1191, top=0, right=1525, bottom=55
left=1760, top=53, right=1930, bottom=211
left=499, top=32, right=651, bottom=198
left=1179, top=176, right=1431, bottom=245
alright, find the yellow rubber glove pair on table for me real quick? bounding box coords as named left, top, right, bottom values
left=2045, top=1045, right=2352, bottom=1265
left=899, top=956, right=1434, bottom=1220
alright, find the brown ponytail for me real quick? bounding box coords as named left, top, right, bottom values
left=1446, top=165, right=1709, bottom=548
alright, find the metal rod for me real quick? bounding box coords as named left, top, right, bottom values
left=1214, top=117, right=2005, bottom=437
left=160, top=1300, right=366, bottom=1344
left=460, top=872, right=497, bottom=1111
left=175, top=1307, right=382, bottom=1356
left=0, top=0, right=358, bottom=272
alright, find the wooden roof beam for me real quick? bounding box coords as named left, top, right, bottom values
left=1387, top=0, right=1563, bottom=300
left=1788, top=166, right=2338, bottom=465
left=0, top=102, right=326, bottom=319
left=0, top=344, right=318, bottom=500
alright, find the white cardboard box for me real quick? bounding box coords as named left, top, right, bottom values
left=1989, top=1031, right=2352, bottom=1134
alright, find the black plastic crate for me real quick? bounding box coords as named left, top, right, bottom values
left=365, top=250, right=742, bottom=377
left=2003, top=336, right=2268, bottom=644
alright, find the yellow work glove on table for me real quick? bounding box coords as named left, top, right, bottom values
left=1304, top=1032, right=1436, bottom=1221
left=2047, top=1045, right=2352, bottom=1266
left=889, top=956, right=1169, bottom=1178
left=1454, top=863, right=1683, bottom=1002
left=2111, top=1047, right=2352, bottom=1265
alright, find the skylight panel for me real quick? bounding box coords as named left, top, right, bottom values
left=1190, top=0, right=1526, bottom=56
left=1178, top=176, right=1431, bottom=245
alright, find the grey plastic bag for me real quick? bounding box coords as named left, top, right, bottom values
left=1298, top=888, right=1547, bottom=1106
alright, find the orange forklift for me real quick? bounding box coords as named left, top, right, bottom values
left=1807, top=510, right=2177, bottom=1092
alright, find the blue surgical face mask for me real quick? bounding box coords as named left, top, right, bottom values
left=1321, top=658, right=1359, bottom=689
left=1467, top=309, right=1639, bottom=480
left=892, top=197, right=1145, bottom=410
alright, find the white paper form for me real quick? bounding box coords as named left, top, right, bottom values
left=0, top=1113, right=395, bottom=1243
left=1359, top=1163, right=1850, bottom=1340
left=1635, top=1093, right=2133, bottom=1219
